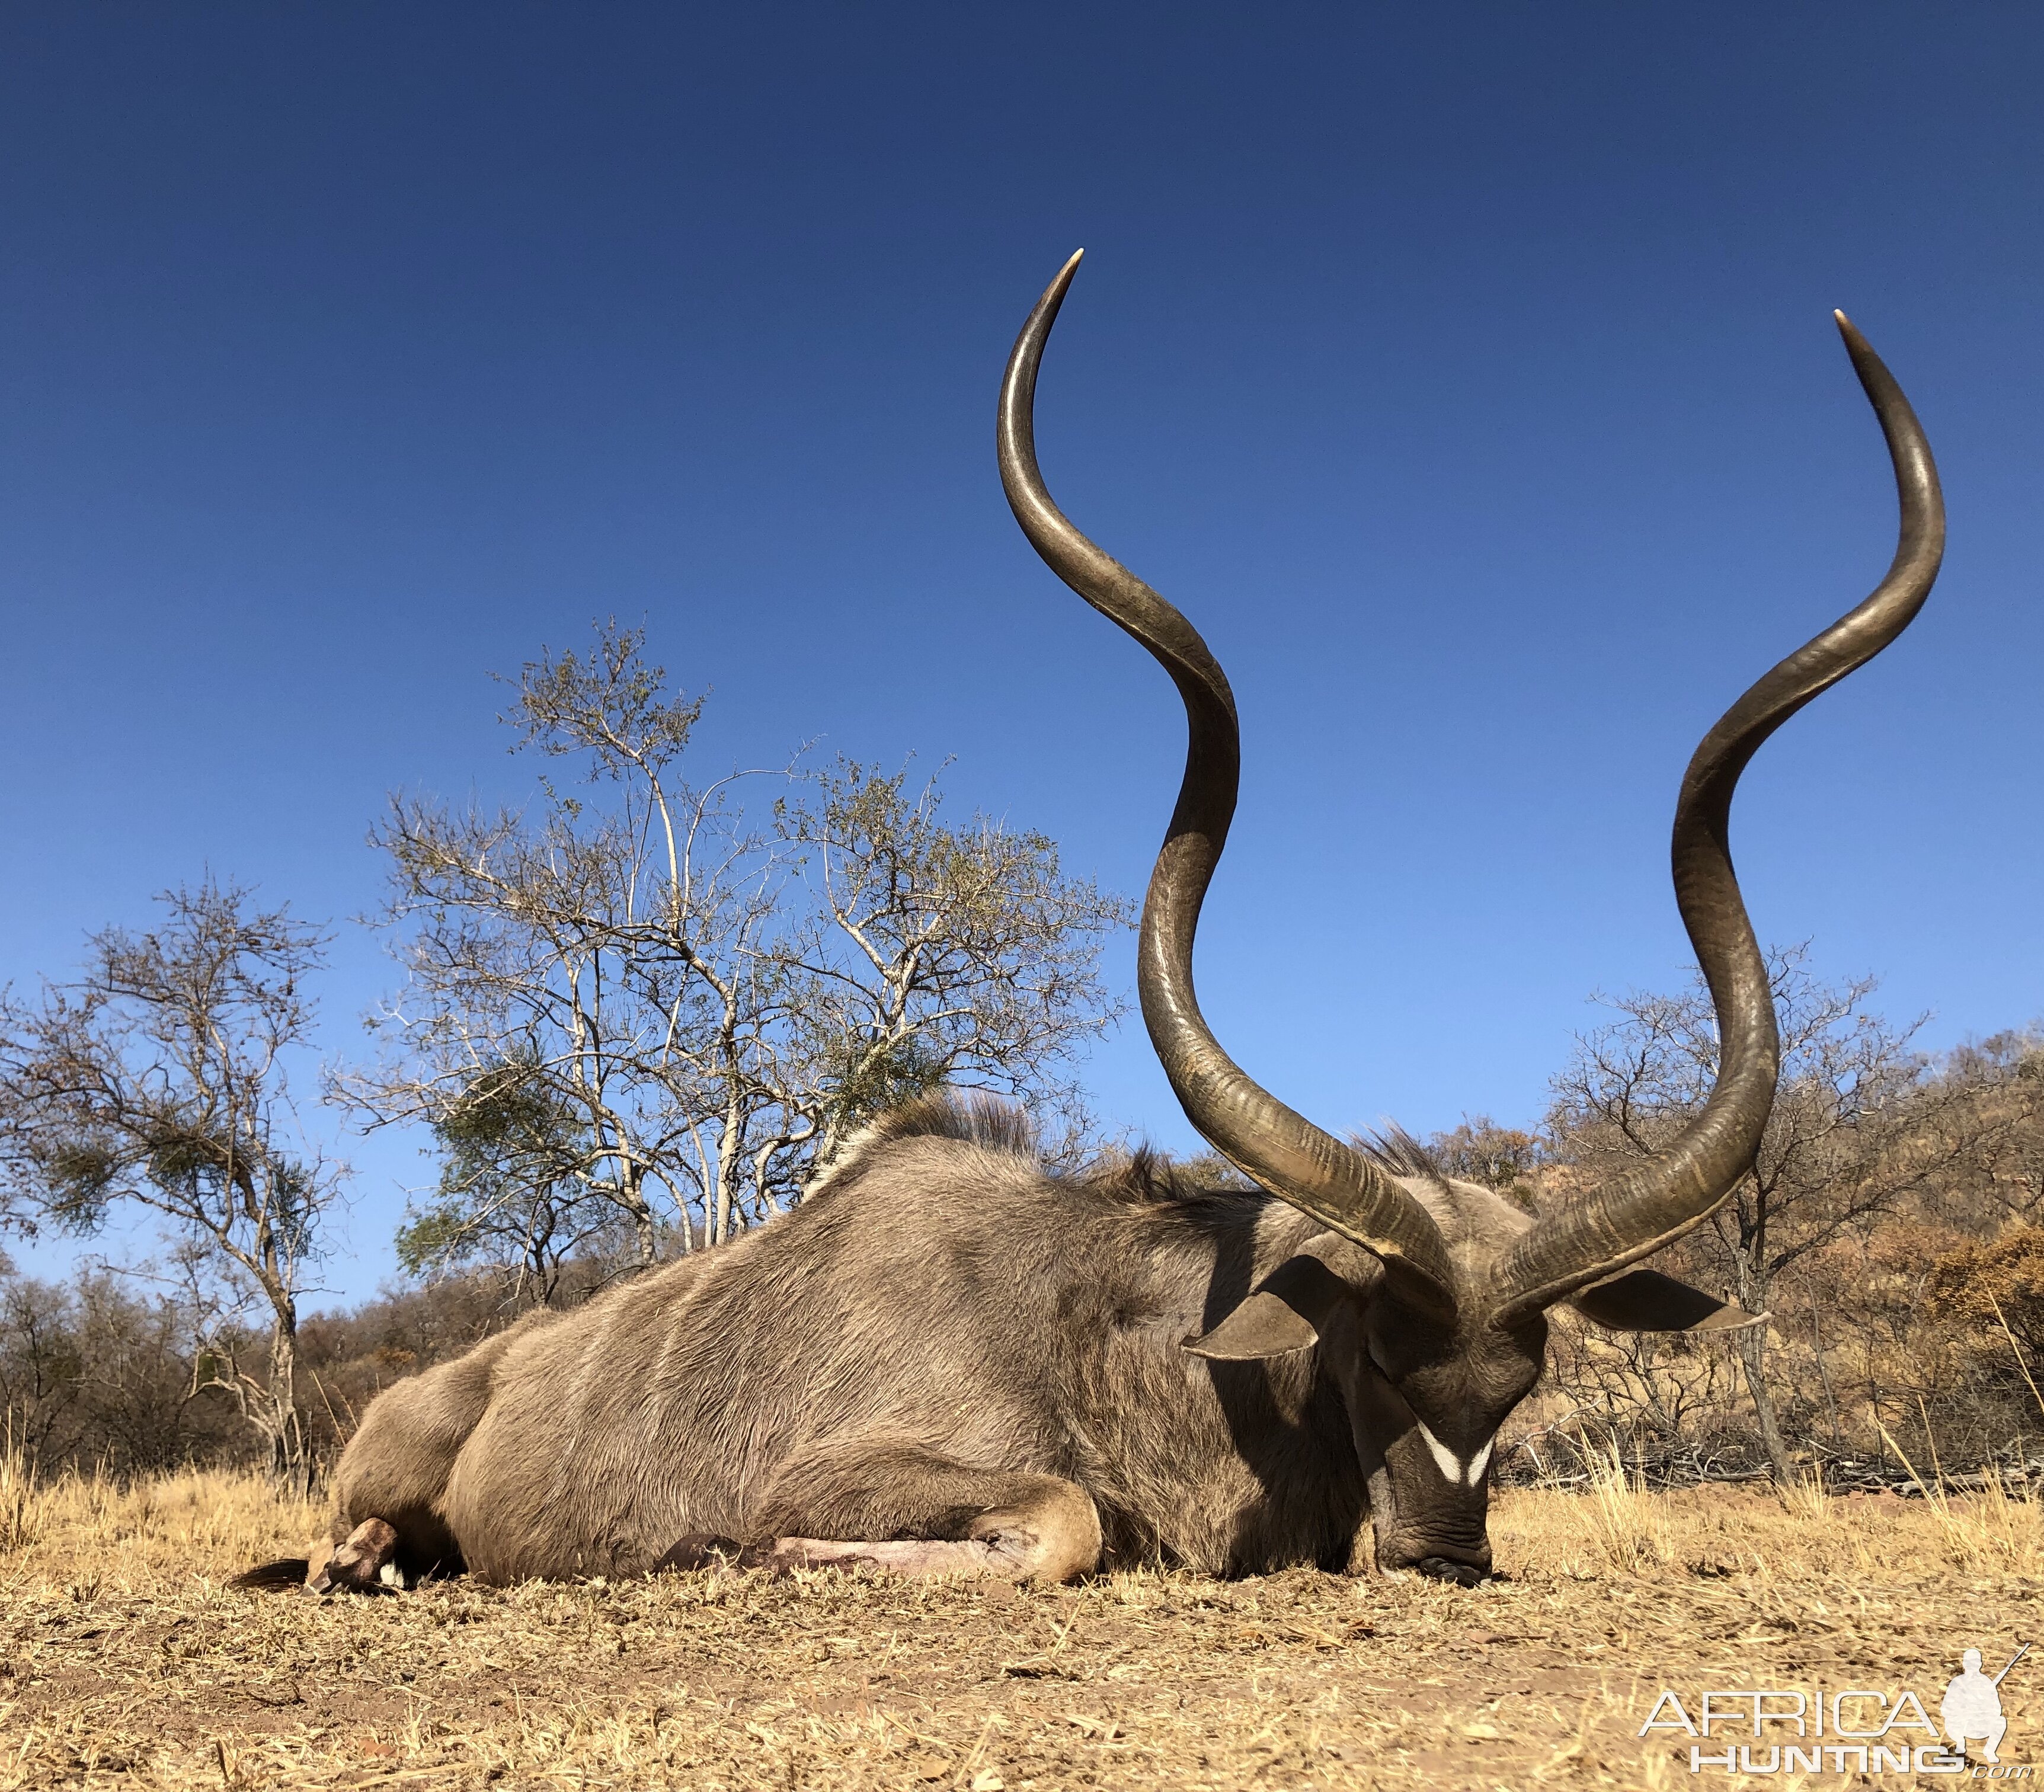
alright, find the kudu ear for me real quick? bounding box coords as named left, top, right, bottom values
left=1183, top=1236, right=1371, bottom=1362
left=1568, top=1268, right=1766, bottom=1334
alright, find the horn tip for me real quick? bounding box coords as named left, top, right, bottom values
left=1831, top=309, right=1873, bottom=356
left=1036, top=249, right=1086, bottom=309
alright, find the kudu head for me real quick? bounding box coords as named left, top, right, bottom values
left=998, top=251, right=1943, bottom=1582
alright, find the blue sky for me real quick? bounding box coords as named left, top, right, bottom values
left=3, top=5, right=2039, bottom=1303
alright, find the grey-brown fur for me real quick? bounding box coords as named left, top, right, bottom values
left=324, top=1095, right=1345, bottom=1580
left=261, top=1090, right=1734, bottom=1593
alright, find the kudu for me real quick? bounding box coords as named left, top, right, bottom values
left=241, top=254, right=1942, bottom=1595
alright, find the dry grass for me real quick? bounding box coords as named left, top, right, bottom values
left=4, top=1456, right=2040, bottom=1790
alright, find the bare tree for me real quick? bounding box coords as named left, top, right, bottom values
left=1544, top=945, right=1990, bottom=1483
left=1917, top=1031, right=2044, bottom=1226
left=393, top=1063, right=613, bottom=1307
left=0, top=882, right=342, bottom=1492
left=335, top=622, right=1134, bottom=1267
left=775, top=756, right=1133, bottom=1170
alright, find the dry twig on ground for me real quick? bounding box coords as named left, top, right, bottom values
left=2, top=1466, right=2038, bottom=1790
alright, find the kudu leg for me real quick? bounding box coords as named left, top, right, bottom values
left=658, top=1442, right=1102, bottom=1583
left=231, top=1513, right=419, bottom=1595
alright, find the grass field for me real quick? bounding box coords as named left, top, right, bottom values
left=2, top=1459, right=2039, bottom=1790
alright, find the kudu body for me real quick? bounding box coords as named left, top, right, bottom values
left=244, top=257, right=1944, bottom=1594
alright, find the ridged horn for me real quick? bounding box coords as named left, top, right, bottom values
left=1487, top=311, right=1944, bottom=1324
left=997, top=251, right=1458, bottom=1316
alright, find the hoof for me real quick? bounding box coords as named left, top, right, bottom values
left=310, top=1519, right=404, bottom=1595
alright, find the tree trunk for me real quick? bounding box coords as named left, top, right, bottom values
left=266, top=1310, right=312, bottom=1500
left=712, top=1073, right=745, bottom=1247
left=620, top=1160, right=657, bottom=1268
left=1730, top=1257, right=1795, bottom=1484
left=1735, top=1326, right=1795, bottom=1484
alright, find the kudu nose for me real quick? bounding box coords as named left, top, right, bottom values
left=1381, top=1525, right=1494, bottom=1585
left=1378, top=1508, right=1493, bottom=1584
left=1412, top=1554, right=1490, bottom=1588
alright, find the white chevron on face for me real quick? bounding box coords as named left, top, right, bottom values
left=1413, top=1417, right=1461, bottom=1483
left=1413, top=1419, right=1496, bottom=1487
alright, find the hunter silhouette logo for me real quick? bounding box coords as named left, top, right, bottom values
left=1942, top=1644, right=2026, bottom=1765
left=1641, top=1640, right=2031, bottom=1775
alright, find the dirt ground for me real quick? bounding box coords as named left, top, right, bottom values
left=2, top=1467, right=2039, bottom=1790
